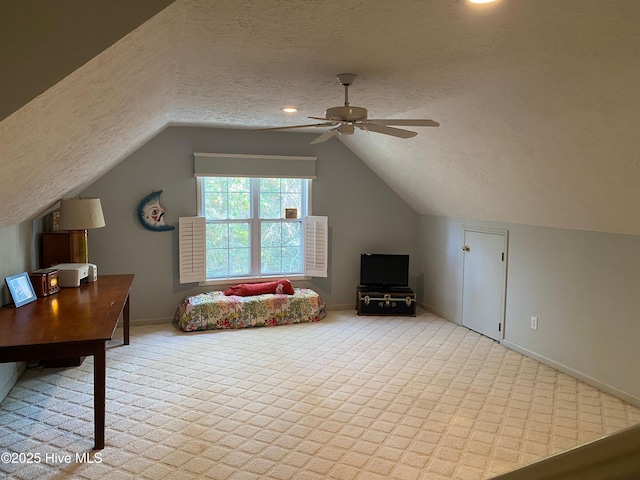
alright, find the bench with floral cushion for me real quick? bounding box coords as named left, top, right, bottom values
left=175, top=279, right=326, bottom=332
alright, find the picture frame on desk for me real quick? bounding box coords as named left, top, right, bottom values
left=5, top=272, right=38, bottom=307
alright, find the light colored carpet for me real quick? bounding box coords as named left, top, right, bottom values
left=1, top=310, right=639, bottom=480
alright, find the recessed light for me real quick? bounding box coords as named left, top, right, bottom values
left=469, top=0, right=496, bottom=3
left=283, top=107, right=298, bottom=113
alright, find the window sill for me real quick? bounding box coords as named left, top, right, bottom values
left=198, top=275, right=311, bottom=288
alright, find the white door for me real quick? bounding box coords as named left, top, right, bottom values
left=461, top=229, right=507, bottom=341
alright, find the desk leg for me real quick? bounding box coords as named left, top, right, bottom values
left=94, top=340, right=106, bottom=450
left=123, top=294, right=130, bottom=346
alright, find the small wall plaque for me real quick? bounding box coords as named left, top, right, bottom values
left=285, top=208, right=298, bottom=219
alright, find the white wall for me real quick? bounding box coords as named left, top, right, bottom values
left=0, top=222, right=34, bottom=402
left=80, top=126, right=421, bottom=322
left=419, top=215, right=640, bottom=405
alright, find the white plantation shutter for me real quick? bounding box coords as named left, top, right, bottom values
left=179, top=216, right=206, bottom=284
left=304, top=216, right=328, bottom=277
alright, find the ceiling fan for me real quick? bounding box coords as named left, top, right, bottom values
left=256, top=74, right=440, bottom=144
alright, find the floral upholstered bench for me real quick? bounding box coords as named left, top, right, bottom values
left=175, top=280, right=326, bottom=332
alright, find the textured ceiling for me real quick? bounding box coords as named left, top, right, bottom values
left=1, top=0, right=640, bottom=235
left=0, top=0, right=175, bottom=122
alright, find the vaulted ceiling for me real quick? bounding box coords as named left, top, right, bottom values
left=2, top=0, right=640, bottom=235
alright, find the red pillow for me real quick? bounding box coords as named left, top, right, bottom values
left=224, top=279, right=294, bottom=296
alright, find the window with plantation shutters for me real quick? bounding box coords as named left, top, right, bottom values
left=178, top=212, right=328, bottom=284
left=179, top=153, right=328, bottom=284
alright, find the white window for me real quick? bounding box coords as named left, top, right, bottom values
left=200, top=176, right=308, bottom=280
left=178, top=153, right=327, bottom=284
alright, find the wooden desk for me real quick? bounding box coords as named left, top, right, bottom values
left=0, top=274, right=134, bottom=450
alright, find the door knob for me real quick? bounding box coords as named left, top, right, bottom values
left=462, top=245, right=470, bottom=252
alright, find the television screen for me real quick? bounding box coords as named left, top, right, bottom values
left=360, top=254, right=409, bottom=287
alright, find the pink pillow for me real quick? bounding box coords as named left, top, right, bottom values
left=224, top=279, right=294, bottom=296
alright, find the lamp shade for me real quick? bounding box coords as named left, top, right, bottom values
left=58, top=198, right=106, bottom=230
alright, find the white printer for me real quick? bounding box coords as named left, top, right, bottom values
left=54, top=263, right=98, bottom=287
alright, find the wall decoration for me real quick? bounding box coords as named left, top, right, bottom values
left=137, top=190, right=175, bottom=231
left=285, top=208, right=298, bottom=219
left=5, top=272, right=38, bottom=307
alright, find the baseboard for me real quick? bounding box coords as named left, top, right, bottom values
left=325, top=304, right=354, bottom=311
left=502, top=339, right=640, bottom=409
left=131, top=317, right=174, bottom=326
left=418, top=302, right=460, bottom=325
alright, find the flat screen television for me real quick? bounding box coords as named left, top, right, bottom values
left=360, top=253, right=409, bottom=288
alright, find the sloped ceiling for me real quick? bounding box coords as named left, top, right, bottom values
left=0, top=0, right=176, bottom=122
left=2, top=0, right=640, bottom=235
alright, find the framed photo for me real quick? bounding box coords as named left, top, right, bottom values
left=285, top=208, right=298, bottom=219
left=5, top=272, right=38, bottom=307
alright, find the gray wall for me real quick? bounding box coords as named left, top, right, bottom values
left=80, top=126, right=420, bottom=322
left=0, top=222, right=34, bottom=401
left=419, top=215, right=640, bottom=405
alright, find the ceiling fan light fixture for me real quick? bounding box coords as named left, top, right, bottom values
left=325, top=106, right=367, bottom=122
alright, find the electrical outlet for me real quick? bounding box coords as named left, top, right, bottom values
left=531, top=316, right=538, bottom=330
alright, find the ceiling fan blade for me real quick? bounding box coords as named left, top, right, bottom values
left=310, top=128, right=339, bottom=144
left=366, top=119, right=440, bottom=127
left=360, top=123, right=418, bottom=139
left=254, top=122, right=335, bottom=132
left=308, top=116, right=348, bottom=123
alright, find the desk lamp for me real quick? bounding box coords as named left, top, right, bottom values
left=58, top=198, right=105, bottom=263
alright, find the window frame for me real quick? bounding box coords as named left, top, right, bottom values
left=196, top=176, right=312, bottom=284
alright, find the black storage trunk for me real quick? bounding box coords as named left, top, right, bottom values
left=356, top=286, right=416, bottom=316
